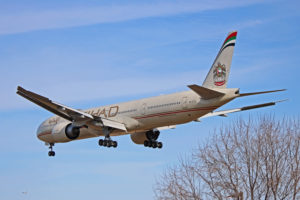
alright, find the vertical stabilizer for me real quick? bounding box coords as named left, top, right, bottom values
left=202, top=31, right=237, bottom=88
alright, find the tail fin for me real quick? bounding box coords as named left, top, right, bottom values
left=202, top=31, right=237, bottom=88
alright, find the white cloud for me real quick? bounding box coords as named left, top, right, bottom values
left=0, top=0, right=265, bottom=35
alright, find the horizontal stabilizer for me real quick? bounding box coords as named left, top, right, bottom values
left=188, top=84, right=224, bottom=100
left=239, top=89, right=286, bottom=97
left=198, top=99, right=287, bottom=120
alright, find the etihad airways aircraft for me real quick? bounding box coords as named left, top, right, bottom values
left=17, top=31, right=286, bottom=156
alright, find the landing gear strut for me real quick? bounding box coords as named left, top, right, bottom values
left=143, top=130, right=163, bottom=149
left=98, top=127, right=118, bottom=148
left=48, top=143, right=55, bottom=157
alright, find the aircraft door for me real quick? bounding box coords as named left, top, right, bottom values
left=182, top=97, right=188, bottom=109
left=141, top=103, right=147, bottom=115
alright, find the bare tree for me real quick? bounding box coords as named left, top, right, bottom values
left=154, top=116, right=300, bottom=200
left=154, top=158, right=203, bottom=200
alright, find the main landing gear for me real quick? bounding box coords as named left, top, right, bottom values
left=48, top=143, right=55, bottom=157
left=143, top=129, right=163, bottom=149
left=98, top=127, right=118, bottom=148
left=144, top=140, right=163, bottom=149
left=98, top=136, right=118, bottom=148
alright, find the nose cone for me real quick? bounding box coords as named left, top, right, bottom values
left=36, top=123, right=44, bottom=140
left=36, top=120, right=52, bottom=142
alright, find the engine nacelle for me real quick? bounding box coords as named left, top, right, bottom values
left=130, top=129, right=160, bottom=144
left=65, top=123, right=80, bottom=140
left=51, top=122, right=80, bottom=143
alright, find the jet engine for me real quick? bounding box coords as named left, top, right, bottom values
left=130, top=129, right=160, bottom=144
left=65, top=123, right=80, bottom=140
left=51, top=122, right=80, bottom=142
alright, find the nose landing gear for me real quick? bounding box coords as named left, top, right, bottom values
left=48, top=143, right=55, bottom=157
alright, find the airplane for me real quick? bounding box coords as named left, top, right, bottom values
left=17, top=31, right=286, bottom=157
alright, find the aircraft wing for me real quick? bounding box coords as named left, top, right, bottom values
left=16, top=86, right=127, bottom=131
left=198, top=100, right=287, bottom=120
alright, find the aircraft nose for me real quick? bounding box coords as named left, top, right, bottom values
left=36, top=121, right=52, bottom=142
left=36, top=123, right=44, bottom=140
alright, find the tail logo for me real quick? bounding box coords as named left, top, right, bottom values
left=213, top=62, right=226, bottom=86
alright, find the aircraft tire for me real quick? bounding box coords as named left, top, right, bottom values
left=103, top=140, right=107, bottom=147
left=157, top=142, right=163, bottom=149
left=152, top=142, right=157, bottom=148
left=48, top=151, right=55, bottom=157
left=98, top=139, right=104, bottom=146
left=144, top=140, right=149, bottom=147
left=107, top=141, right=112, bottom=147
left=112, top=141, right=118, bottom=148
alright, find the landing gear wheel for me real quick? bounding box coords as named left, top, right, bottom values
left=48, top=143, right=55, bottom=156
left=98, top=138, right=118, bottom=148
left=98, top=127, right=118, bottom=149
left=48, top=151, right=55, bottom=157
left=144, top=140, right=149, bottom=147
left=107, top=141, right=112, bottom=148
left=157, top=142, right=163, bottom=149
left=152, top=142, right=158, bottom=148
left=112, top=141, right=118, bottom=148
left=103, top=140, right=108, bottom=147
left=143, top=140, right=163, bottom=149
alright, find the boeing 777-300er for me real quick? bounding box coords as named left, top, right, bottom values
left=17, top=31, right=286, bottom=156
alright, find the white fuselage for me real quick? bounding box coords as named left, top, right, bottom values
left=37, top=88, right=239, bottom=143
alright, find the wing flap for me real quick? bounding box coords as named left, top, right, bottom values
left=188, top=84, right=224, bottom=99
left=101, top=118, right=127, bottom=131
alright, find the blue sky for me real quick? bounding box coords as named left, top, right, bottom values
left=0, top=0, right=299, bottom=199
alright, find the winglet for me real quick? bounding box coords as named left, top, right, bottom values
left=188, top=84, right=224, bottom=99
